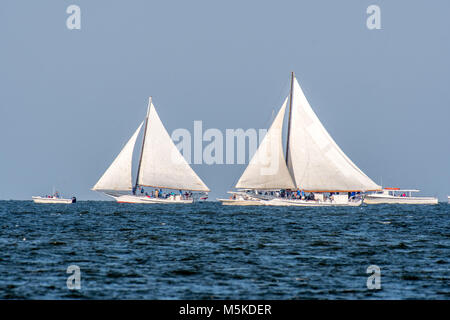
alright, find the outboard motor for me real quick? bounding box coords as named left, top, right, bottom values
left=72, top=197, right=77, bottom=203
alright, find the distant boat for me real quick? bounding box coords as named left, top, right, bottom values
left=92, top=97, right=209, bottom=204
left=32, top=190, right=76, bottom=204
left=364, top=188, right=438, bottom=205
left=218, top=72, right=381, bottom=206
left=219, top=191, right=265, bottom=206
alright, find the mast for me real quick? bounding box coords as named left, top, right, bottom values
left=285, top=71, right=294, bottom=165
left=134, top=97, right=152, bottom=192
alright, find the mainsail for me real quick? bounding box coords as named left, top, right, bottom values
left=287, top=76, right=381, bottom=192
left=92, top=122, right=143, bottom=191
left=235, top=97, right=295, bottom=190
left=137, top=100, right=210, bottom=192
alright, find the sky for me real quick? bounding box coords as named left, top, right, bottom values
left=0, top=0, right=449, bottom=200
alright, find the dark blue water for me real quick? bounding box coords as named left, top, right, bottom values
left=0, top=201, right=448, bottom=299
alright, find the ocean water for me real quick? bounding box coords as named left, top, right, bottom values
left=0, top=200, right=448, bottom=299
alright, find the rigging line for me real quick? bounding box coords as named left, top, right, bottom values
left=285, top=71, right=294, bottom=166
left=135, top=97, right=151, bottom=190
left=260, top=75, right=291, bottom=129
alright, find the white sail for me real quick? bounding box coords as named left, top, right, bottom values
left=137, top=101, right=210, bottom=192
left=287, top=77, right=381, bottom=191
left=92, top=122, right=143, bottom=191
left=235, top=97, right=295, bottom=190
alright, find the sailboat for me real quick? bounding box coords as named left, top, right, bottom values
left=32, top=188, right=76, bottom=204
left=219, top=72, right=381, bottom=206
left=92, top=97, right=210, bottom=203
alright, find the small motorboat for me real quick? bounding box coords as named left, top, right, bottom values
left=32, top=191, right=76, bottom=204
left=217, top=191, right=265, bottom=206
left=364, top=188, right=438, bottom=205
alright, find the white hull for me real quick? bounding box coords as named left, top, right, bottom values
left=111, top=194, right=193, bottom=204
left=217, top=198, right=265, bottom=206
left=364, top=195, right=438, bottom=205
left=32, top=196, right=75, bottom=204
left=264, top=198, right=363, bottom=207
left=218, top=197, right=362, bottom=207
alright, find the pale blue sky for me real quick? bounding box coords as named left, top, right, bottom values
left=1, top=0, right=449, bottom=200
